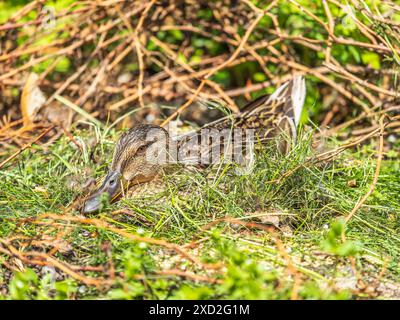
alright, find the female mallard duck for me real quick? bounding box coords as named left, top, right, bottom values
left=82, top=75, right=306, bottom=214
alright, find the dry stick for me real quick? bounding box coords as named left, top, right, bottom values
left=163, top=9, right=274, bottom=81
left=334, top=36, right=400, bottom=56
left=143, top=48, right=237, bottom=105
left=108, top=86, right=153, bottom=111
left=109, top=12, right=388, bottom=114
left=117, top=0, right=156, bottom=109
left=353, top=83, right=379, bottom=106
left=160, top=80, right=206, bottom=127
left=3, top=1, right=395, bottom=137
left=74, top=63, right=107, bottom=106
left=70, top=31, right=112, bottom=98
left=0, top=39, right=84, bottom=82
left=0, top=119, right=24, bottom=135
left=188, top=216, right=304, bottom=290
left=216, top=26, right=370, bottom=109
left=145, top=53, right=208, bottom=101
left=148, top=36, right=239, bottom=113
left=352, top=120, right=400, bottom=136
left=204, top=13, right=264, bottom=80
left=344, top=116, right=387, bottom=224
left=0, top=5, right=146, bottom=82
left=331, top=0, right=390, bottom=45
left=10, top=0, right=41, bottom=21
left=157, top=24, right=279, bottom=79
left=315, top=125, right=384, bottom=162
left=0, top=126, right=54, bottom=170
left=289, top=0, right=331, bottom=34
left=242, top=0, right=278, bottom=15
left=61, top=127, right=82, bottom=151
left=288, top=0, right=399, bottom=60
left=106, top=39, right=133, bottom=72
left=161, top=10, right=266, bottom=127
left=19, top=251, right=110, bottom=287
left=104, top=35, right=139, bottom=74
left=349, top=0, right=381, bottom=44
left=134, top=0, right=156, bottom=110
left=267, top=122, right=388, bottom=185
left=266, top=31, right=398, bottom=56
left=267, top=55, right=372, bottom=114
left=0, top=41, right=39, bottom=65
left=0, top=122, right=39, bottom=144
left=360, top=6, right=400, bottom=27
left=216, top=19, right=274, bottom=79
left=339, top=116, right=387, bottom=287
left=108, top=42, right=274, bottom=110
left=274, top=238, right=302, bottom=300
left=225, top=66, right=331, bottom=97
left=0, top=38, right=65, bottom=63
left=45, top=56, right=98, bottom=106
left=206, top=80, right=238, bottom=110
left=0, top=1, right=91, bottom=32
left=107, top=49, right=273, bottom=110
left=29, top=213, right=221, bottom=270
left=39, top=56, right=64, bottom=82
left=325, top=61, right=399, bottom=98
left=158, top=24, right=237, bottom=48
left=319, top=105, right=400, bottom=137
left=106, top=6, right=175, bottom=71
left=322, top=0, right=335, bottom=63
left=0, top=240, right=110, bottom=287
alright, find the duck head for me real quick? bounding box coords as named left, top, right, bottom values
left=82, top=124, right=169, bottom=214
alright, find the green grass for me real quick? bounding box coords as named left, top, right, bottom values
left=0, top=125, right=399, bottom=300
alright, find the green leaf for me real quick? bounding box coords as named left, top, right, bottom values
left=253, top=72, right=266, bottom=82
left=361, top=52, right=381, bottom=69
left=169, top=29, right=184, bottom=41
left=55, top=57, right=71, bottom=73
left=348, top=46, right=361, bottom=63
left=321, top=219, right=361, bottom=257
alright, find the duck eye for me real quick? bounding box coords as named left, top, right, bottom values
left=137, top=145, right=147, bottom=153
left=109, top=179, right=115, bottom=186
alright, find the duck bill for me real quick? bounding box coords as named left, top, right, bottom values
left=81, top=171, right=122, bottom=214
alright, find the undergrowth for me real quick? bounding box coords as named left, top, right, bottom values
left=0, top=125, right=399, bottom=299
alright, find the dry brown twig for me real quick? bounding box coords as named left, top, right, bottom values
left=25, top=213, right=223, bottom=271
left=0, top=125, right=54, bottom=169
left=344, top=115, right=387, bottom=224
left=1, top=0, right=398, bottom=135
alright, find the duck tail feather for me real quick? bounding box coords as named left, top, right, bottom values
left=267, top=75, right=306, bottom=127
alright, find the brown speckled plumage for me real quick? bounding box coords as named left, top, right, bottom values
left=81, top=76, right=306, bottom=214
left=110, top=124, right=168, bottom=181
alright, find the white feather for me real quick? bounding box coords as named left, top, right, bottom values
left=291, top=75, right=306, bottom=127
left=266, top=81, right=289, bottom=103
